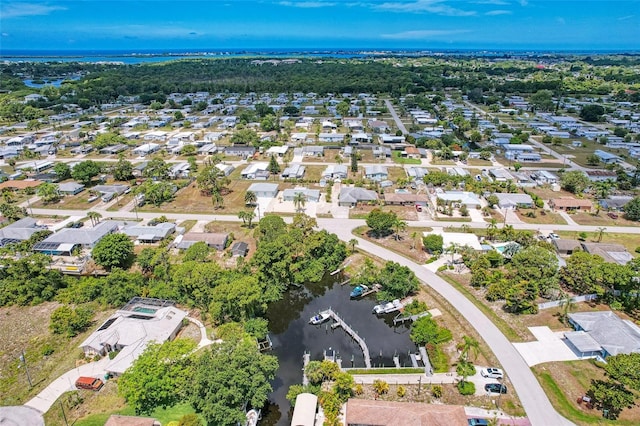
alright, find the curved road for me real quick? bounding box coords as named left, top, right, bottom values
left=317, top=218, right=574, bottom=426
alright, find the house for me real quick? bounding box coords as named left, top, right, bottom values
left=594, top=150, right=621, bottom=164
left=549, top=198, right=592, bottom=212
left=364, top=165, right=388, bottom=181
left=177, top=232, right=229, bottom=250
left=552, top=239, right=582, bottom=256
left=93, top=184, right=130, bottom=198
left=282, top=187, right=321, bottom=203
left=0, top=217, right=45, bottom=247
left=241, top=163, right=270, bottom=180
left=532, top=170, right=558, bottom=185
left=403, top=146, right=423, bottom=159
left=345, top=399, right=468, bottom=426
left=168, top=162, right=190, bottom=179
left=290, top=393, right=317, bottom=426
left=265, top=146, right=289, bottom=157
left=488, top=168, right=513, bottom=182
left=132, top=143, right=160, bottom=156
left=322, top=165, right=348, bottom=180
left=383, top=193, right=429, bottom=206
left=437, top=191, right=482, bottom=208
left=247, top=182, right=279, bottom=198
left=230, top=241, right=249, bottom=257
left=100, top=144, right=129, bottom=155
left=281, top=163, right=306, bottom=179
left=368, top=119, right=390, bottom=133
left=122, top=222, right=176, bottom=243
left=58, top=182, right=85, bottom=196
left=224, top=146, right=256, bottom=158
left=338, top=187, right=378, bottom=207
left=491, top=193, right=534, bottom=209
left=318, top=133, right=345, bottom=143
left=301, top=146, right=324, bottom=157
left=379, top=134, right=405, bottom=144
left=33, top=221, right=119, bottom=255
left=581, top=242, right=633, bottom=265
left=566, top=311, right=640, bottom=359
left=80, top=298, right=186, bottom=375
left=198, top=144, right=219, bottom=155
left=406, top=167, right=428, bottom=180
left=215, top=163, right=235, bottom=177
left=585, top=170, right=617, bottom=182
left=599, top=195, right=633, bottom=211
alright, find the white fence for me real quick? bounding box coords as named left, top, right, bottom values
left=538, top=294, right=599, bottom=310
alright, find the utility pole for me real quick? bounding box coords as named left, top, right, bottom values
left=59, top=401, right=69, bottom=426
left=19, top=350, right=32, bottom=388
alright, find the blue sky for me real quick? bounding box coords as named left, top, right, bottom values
left=0, top=1, right=638, bottom=51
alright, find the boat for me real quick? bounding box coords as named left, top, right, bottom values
left=372, top=299, right=403, bottom=315
left=245, top=408, right=261, bottom=426
left=350, top=284, right=368, bottom=298
left=309, top=310, right=331, bottom=325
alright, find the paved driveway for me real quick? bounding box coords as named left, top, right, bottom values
left=513, top=327, right=579, bottom=367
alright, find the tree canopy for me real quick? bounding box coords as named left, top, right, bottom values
left=91, top=233, right=134, bottom=270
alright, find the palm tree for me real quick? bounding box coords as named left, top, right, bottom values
left=244, top=190, right=257, bottom=206
left=87, top=211, right=102, bottom=226
left=293, top=192, right=306, bottom=213
left=459, top=335, right=480, bottom=362
left=486, top=219, right=498, bottom=241
left=410, top=231, right=418, bottom=250
left=246, top=210, right=256, bottom=229
left=559, top=293, right=576, bottom=325
left=392, top=217, right=407, bottom=241
left=446, top=242, right=459, bottom=264
left=211, top=190, right=224, bottom=210
left=238, top=210, right=250, bottom=226
left=596, top=227, right=606, bottom=243
left=348, top=238, right=358, bottom=253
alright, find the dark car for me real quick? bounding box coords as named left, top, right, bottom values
left=67, top=221, right=84, bottom=228
left=485, top=383, right=507, bottom=394
left=468, top=419, right=489, bottom=426
left=607, top=212, right=619, bottom=219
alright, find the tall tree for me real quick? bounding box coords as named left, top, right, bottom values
left=91, top=233, right=134, bottom=270
left=190, top=339, right=278, bottom=426
left=267, top=154, right=280, bottom=176
left=71, top=160, right=101, bottom=185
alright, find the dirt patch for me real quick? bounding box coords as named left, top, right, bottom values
left=353, top=226, right=432, bottom=264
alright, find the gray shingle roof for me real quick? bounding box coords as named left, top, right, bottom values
left=569, top=311, right=640, bottom=357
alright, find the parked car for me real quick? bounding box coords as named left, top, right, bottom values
left=480, top=367, right=504, bottom=379
left=607, top=212, right=619, bottom=219
left=87, top=195, right=99, bottom=203
left=75, top=376, right=104, bottom=391
left=485, top=383, right=507, bottom=394
left=468, top=419, right=489, bottom=426
left=548, top=233, right=560, bottom=240
left=66, top=221, right=84, bottom=229
left=415, top=204, right=423, bottom=212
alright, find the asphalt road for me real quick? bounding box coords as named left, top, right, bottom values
left=317, top=218, right=575, bottom=426
left=384, top=99, right=408, bottom=134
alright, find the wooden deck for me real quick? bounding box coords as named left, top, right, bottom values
left=325, top=308, right=371, bottom=368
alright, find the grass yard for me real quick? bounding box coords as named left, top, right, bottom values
left=353, top=225, right=433, bottom=264
left=513, top=208, right=567, bottom=225
left=533, top=361, right=640, bottom=425
left=349, top=204, right=417, bottom=221
left=32, top=192, right=101, bottom=210
left=303, top=165, right=326, bottom=183
left=391, top=151, right=421, bottom=165
left=387, top=166, right=407, bottom=183
left=0, top=303, right=115, bottom=406
left=140, top=179, right=253, bottom=215
left=570, top=211, right=639, bottom=228
left=467, top=159, right=493, bottom=167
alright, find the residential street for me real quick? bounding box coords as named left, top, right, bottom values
left=384, top=99, right=408, bottom=134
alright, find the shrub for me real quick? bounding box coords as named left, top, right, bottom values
left=425, top=343, right=450, bottom=372
left=354, top=384, right=364, bottom=395
left=457, top=381, right=476, bottom=395
left=373, top=379, right=389, bottom=395
left=397, top=385, right=406, bottom=398
left=41, top=344, right=54, bottom=356
left=432, top=385, right=443, bottom=398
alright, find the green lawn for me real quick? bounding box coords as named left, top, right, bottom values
left=74, top=402, right=199, bottom=426
left=391, top=151, right=421, bottom=165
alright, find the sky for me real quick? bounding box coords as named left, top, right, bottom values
left=0, top=0, right=639, bottom=52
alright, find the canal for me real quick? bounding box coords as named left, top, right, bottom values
left=261, top=274, right=417, bottom=426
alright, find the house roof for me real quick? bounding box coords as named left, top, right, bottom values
left=564, top=331, right=603, bottom=353
left=247, top=182, right=279, bottom=193
left=0, top=180, right=43, bottom=190
left=122, top=222, right=176, bottom=240
left=568, top=311, right=640, bottom=357
left=339, top=187, right=378, bottom=204
left=0, top=217, right=41, bottom=243
left=552, top=239, right=582, bottom=253
left=383, top=193, right=429, bottom=204
left=364, top=165, right=388, bottom=175
left=437, top=191, right=482, bottom=206
left=581, top=242, right=633, bottom=265
left=230, top=241, right=248, bottom=256
left=345, top=399, right=468, bottom=426
left=104, top=415, right=157, bottom=426
left=180, top=232, right=228, bottom=247
left=493, top=193, right=534, bottom=206
left=35, top=221, right=118, bottom=247
left=58, top=182, right=85, bottom=192
left=290, top=393, right=317, bottom=426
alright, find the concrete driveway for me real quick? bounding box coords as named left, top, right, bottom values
left=513, top=327, right=579, bottom=367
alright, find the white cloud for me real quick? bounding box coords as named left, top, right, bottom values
left=0, top=2, right=66, bottom=19
left=556, top=17, right=566, bottom=25
left=473, top=0, right=509, bottom=4
left=376, top=1, right=476, bottom=16
left=1, top=33, right=9, bottom=37
left=519, top=0, right=528, bottom=6
left=485, top=9, right=511, bottom=15
left=618, top=15, right=635, bottom=21
left=381, top=29, right=471, bottom=39
left=278, top=1, right=337, bottom=7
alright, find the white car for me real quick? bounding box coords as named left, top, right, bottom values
left=480, top=367, right=504, bottom=379
left=548, top=233, right=560, bottom=240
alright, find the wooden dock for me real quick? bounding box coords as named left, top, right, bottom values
left=393, top=311, right=431, bottom=326
left=360, top=283, right=381, bottom=297
left=302, top=351, right=310, bottom=386
left=330, top=259, right=351, bottom=276
left=325, top=308, right=371, bottom=369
